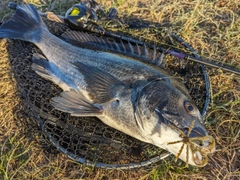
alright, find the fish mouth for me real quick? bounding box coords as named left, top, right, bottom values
left=167, top=121, right=215, bottom=167
left=189, top=135, right=215, bottom=166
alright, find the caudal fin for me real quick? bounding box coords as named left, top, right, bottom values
left=0, top=4, right=47, bottom=43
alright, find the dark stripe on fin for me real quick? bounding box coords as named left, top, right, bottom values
left=0, top=4, right=46, bottom=42
left=51, top=90, right=102, bottom=117
left=72, top=62, right=129, bottom=104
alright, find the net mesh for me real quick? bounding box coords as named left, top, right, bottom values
left=3, top=15, right=210, bottom=169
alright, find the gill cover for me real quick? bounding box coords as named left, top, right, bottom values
left=133, top=78, right=172, bottom=132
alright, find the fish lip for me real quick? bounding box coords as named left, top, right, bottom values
left=178, top=125, right=208, bottom=143
left=188, top=127, right=208, bottom=138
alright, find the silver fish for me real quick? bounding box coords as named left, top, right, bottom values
left=0, top=4, right=215, bottom=166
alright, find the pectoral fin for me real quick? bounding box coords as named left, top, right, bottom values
left=51, top=90, right=102, bottom=116
left=72, top=62, right=129, bottom=104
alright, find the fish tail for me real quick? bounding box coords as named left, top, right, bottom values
left=0, top=4, right=47, bottom=43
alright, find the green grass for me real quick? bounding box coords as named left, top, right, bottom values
left=0, top=0, right=240, bottom=179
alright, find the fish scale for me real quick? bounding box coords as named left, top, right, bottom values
left=38, top=29, right=169, bottom=91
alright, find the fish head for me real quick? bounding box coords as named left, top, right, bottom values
left=133, top=78, right=215, bottom=167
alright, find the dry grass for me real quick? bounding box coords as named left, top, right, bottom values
left=0, top=0, right=240, bottom=179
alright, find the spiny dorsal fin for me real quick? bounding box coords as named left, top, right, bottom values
left=61, top=30, right=164, bottom=66
left=142, top=43, right=149, bottom=58
left=155, top=53, right=165, bottom=67
left=136, top=43, right=141, bottom=57
left=113, top=40, right=121, bottom=51
left=120, top=39, right=126, bottom=53
left=128, top=41, right=134, bottom=54
left=106, top=38, right=113, bottom=49
left=152, top=44, right=157, bottom=61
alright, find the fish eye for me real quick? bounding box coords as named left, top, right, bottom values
left=184, top=101, right=196, bottom=115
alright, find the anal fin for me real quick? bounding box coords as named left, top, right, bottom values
left=31, top=53, right=53, bottom=82
left=31, top=53, right=70, bottom=91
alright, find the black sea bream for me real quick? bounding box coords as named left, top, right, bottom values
left=0, top=4, right=215, bottom=166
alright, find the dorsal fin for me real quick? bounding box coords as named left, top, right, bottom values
left=128, top=41, right=134, bottom=54
left=136, top=43, right=141, bottom=56
left=61, top=30, right=165, bottom=67
left=120, top=39, right=126, bottom=52
left=142, top=43, right=149, bottom=58
left=152, top=44, right=157, bottom=60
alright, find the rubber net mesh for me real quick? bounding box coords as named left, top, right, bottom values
left=1, top=16, right=209, bottom=169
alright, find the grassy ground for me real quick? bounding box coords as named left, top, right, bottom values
left=0, top=0, right=240, bottom=179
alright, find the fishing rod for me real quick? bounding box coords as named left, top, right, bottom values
left=101, top=30, right=240, bottom=75
left=62, top=2, right=240, bottom=75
